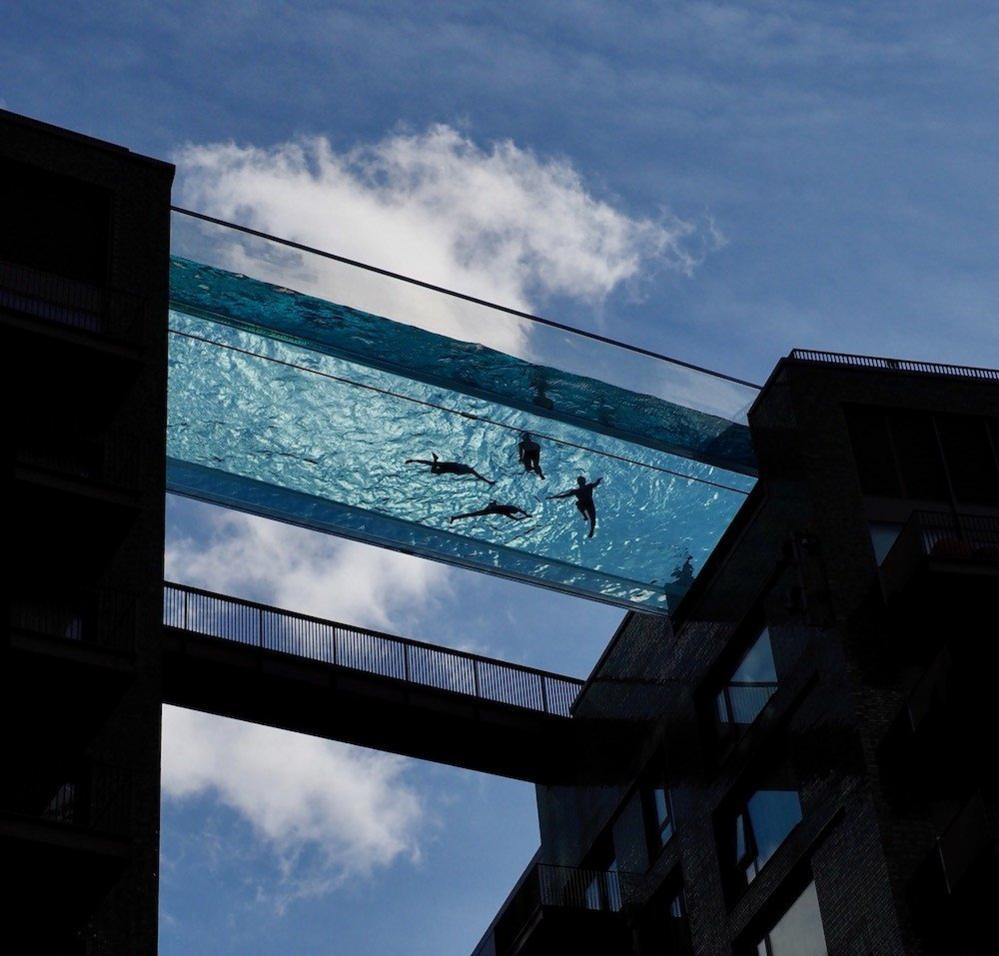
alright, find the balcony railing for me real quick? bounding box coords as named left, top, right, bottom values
left=0, top=257, right=147, bottom=343
left=10, top=589, right=137, bottom=655
left=163, top=582, right=583, bottom=716
left=1, top=762, right=131, bottom=836
left=483, top=862, right=640, bottom=956
left=15, top=430, right=148, bottom=496
left=790, top=349, right=999, bottom=382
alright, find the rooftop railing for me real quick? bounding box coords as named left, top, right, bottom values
left=0, top=258, right=147, bottom=344
left=789, top=349, right=999, bottom=383
left=163, top=582, right=583, bottom=716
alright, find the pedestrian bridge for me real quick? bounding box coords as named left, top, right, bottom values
left=161, top=582, right=624, bottom=783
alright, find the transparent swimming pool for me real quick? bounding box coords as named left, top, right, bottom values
left=167, top=255, right=757, bottom=613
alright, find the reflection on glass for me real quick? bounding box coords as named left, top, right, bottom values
left=715, top=627, right=778, bottom=731
left=652, top=786, right=675, bottom=848
left=735, top=788, right=803, bottom=884
left=756, top=881, right=827, bottom=956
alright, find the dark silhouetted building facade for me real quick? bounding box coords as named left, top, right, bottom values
left=474, top=353, right=999, bottom=956
left=2, top=110, right=173, bottom=953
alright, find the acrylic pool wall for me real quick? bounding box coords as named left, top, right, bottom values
left=166, top=256, right=757, bottom=613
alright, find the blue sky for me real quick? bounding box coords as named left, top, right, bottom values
left=4, top=2, right=999, bottom=953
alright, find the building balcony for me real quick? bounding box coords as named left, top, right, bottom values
left=0, top=760, right=132, bottom=943
left=0, top=257, right=147, bottom=348
left=15, top=428, right=149, bottom=501
left=9, top=589, right=137, bottom=658
left=474, top=862, right=638, bottom=956
left=879, top=511, right=999, bottom=609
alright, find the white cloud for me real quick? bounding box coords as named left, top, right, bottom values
left=163, top=124, right=710, bottom=906
left=165, top=498, right=450, bottom=631
left=161, top=705, right=425, bottom=910
left=173, top=124, right=714, bottom=355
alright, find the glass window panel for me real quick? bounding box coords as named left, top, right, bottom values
left=868, top=521, right=902, bottom=565
left=720, top=628, right=778, bottom=729
left=732, top=628, right=777, bottom=683
left=764, top=881, right=827, bottom=956
left=746, top=789, right=802, bottom=873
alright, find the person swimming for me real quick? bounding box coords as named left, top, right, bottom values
left=449, top=500, right=532, bottom=523
left=518, top=432, right=545, bottom=479
left=548, top=475, right=602, bottom=538
left=405, top=452, right=495, bottom=485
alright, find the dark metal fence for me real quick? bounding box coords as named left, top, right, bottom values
left=0, top=257, right=146, bottom=342
left=10, top=590, right=137, bottom=654
left=537, top=863, right=639, bottom=912
left=163, top=582, right=583, bottom=716
left=482, top=860, right=641, bottom=956
left=789, top=349, right=999, bottom=382
left=2, top=762, right=131, bottom=835
left=909, top=511, right=999, bottom=559
left=15, top=429, right=147, bottom=494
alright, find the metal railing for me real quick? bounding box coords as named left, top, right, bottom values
left=0, top=257, right=147, bottom=343
left=483, top=862, right=639, bottom=956
left=537, top=863, right=639, bottom=912
left=163, top=582, right=583, bottom=716
left=10, top=589, right=137, bottom=654
left=15, top=429, right=148, bottom=495
left=1, top=762, right=131, bottom=835
left=789, top=349, right=999, bottom=382
left=715, top=680, right=778, bottom=727
left=905, top=511, right=999, bottom=561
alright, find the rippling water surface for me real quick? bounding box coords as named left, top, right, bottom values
left=167, top=259, right=756, bottom=612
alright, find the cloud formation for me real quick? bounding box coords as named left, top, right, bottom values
left=163, top=124, right=706, bottom=906
left=165, top=498, right=450, bottom=631
left=174, top=124, right=716, bottom=354
left=161, top=705, right=424, bottom=909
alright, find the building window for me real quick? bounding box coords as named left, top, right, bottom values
left=714, top=626, right=778, bottom=739
left=584, top=835, right=621, bottom=911
left=722, top=764, right=802, bottom=894
left=845, top=405, right=999, bottom=507
left=643, top=780, right=675, bottom=854
left=638, top=880, right=691, bottom=954
left=755, top=880, right=827, bottom=956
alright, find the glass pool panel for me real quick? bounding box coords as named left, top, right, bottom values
left=167, top=253, right=756, bottom=613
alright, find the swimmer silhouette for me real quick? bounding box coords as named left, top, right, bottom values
left=518, top=432, right=545, bottom=479
left=549, top=475, right=603, bottom=538
left=450, top=500, right=532, bottom=523
left=405, top=452, right=494, bottom=485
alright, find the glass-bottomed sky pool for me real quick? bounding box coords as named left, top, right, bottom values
left=167, top=257, right=756, bottom=613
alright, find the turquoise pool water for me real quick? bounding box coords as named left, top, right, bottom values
left=167, top=257, right=756, bottom=612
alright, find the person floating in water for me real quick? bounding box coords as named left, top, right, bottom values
left=450, top=500, right=532, bottom=523
left=518, top=432, right=545, bottom=480
left=405, top=452, right=494, bottom=485
left=549, top=475, right=603, bottom=538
